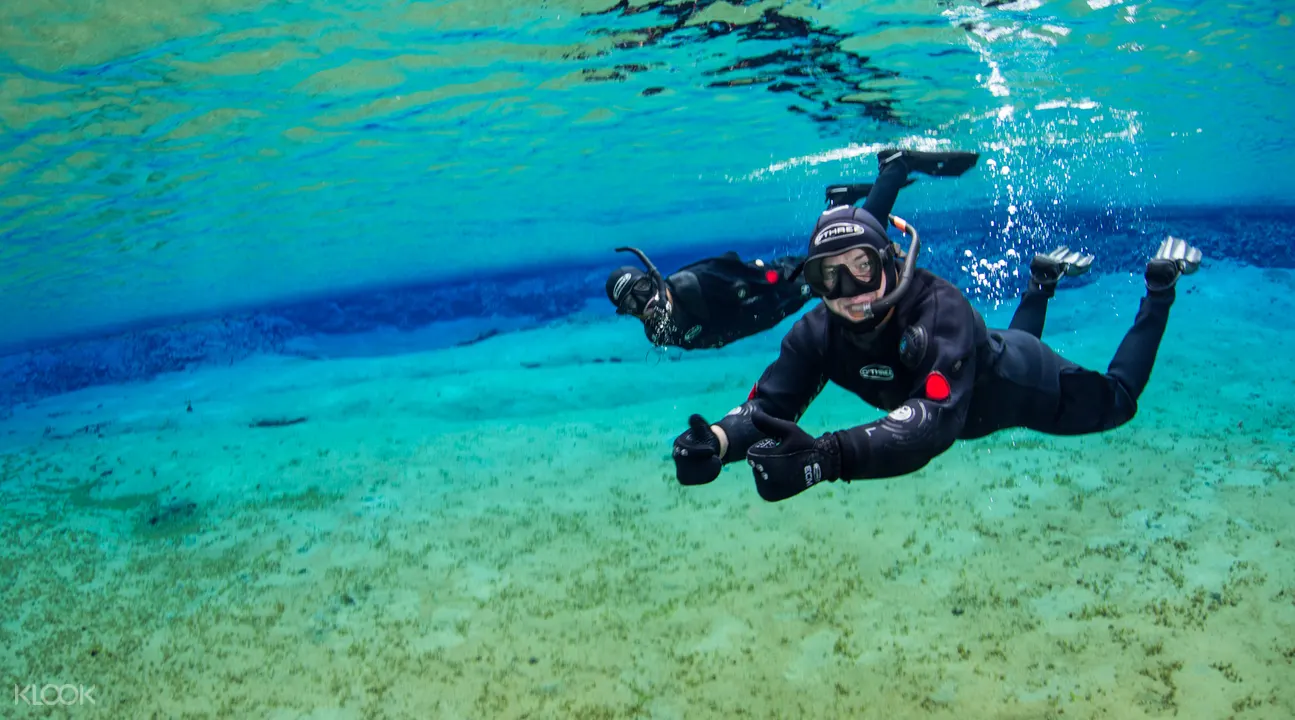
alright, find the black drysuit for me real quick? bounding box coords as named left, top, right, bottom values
left=715, top=270, right=1176, bottom=498
left=646, top=252, right=811, bottom=350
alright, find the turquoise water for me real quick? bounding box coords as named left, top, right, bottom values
left=3, top=1, right=1295, bottom=718
left=2, top=0, right=1291, bottom=346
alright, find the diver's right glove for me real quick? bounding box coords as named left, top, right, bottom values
left=745, top=411, right=841, bottom=502
left=672, top=414, right=723, bottom=486
left=1145, top=236, right=1203, bottom=293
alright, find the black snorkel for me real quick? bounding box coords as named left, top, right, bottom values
left=843, top=213, right=921, bottom=322
left=615, top=246, right=672, bottom=316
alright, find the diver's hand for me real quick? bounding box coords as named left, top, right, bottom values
left=745, top=412, right=841, bottom=502
left=672, top=414, right=723, bottom=486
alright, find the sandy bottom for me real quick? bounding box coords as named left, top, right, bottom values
left=2, top=263, right=1293, bottom=719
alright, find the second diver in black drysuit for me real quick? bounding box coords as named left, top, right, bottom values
left=604, top=149, right=981, bottom=350
left=669, top=150, right=1204, bottom=502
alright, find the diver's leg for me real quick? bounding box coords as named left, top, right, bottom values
left=1103, top=290, right=1174, bottom=407
left=1046, top=302, right=1171, bottom=437
left=860, top=156, right=913, bottom=222
left=1008, top=247, right=1095, bottom=338
left=1107, top=237, right=1203, bottom=404
left=1008, top=288, right=1054, bottom=338
left=1046, top=238, right=1202, bottom=435
left=1035, top=300, right=1171, bottom=438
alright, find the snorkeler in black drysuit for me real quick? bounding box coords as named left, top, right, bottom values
left=669, top=152, right=1203, bottom=502
left=604, top=148, right=981, bottom=350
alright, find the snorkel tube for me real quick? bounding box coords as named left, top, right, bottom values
left=614, top=246, right=671, bottom=315
left=857, top=213, right=921, bottom=320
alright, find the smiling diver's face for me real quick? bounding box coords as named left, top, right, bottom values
left=821, top=248, right=887, bottom=322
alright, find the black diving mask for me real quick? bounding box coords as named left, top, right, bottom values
left=793, top=214, right=922, bottom=322
left=803, top=245, right=885, bottom=299
left=615, top=275, right=657, bottom=316
left=613, top=246, right=671, bottom=318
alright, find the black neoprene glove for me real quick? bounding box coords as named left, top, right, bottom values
left=745, top=411, right=842, bottom=502
left=672, top=414, right=723, bottom=486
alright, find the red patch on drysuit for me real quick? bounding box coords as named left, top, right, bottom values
left=764, top=269, right=780, bottom=284
left=924, top=372, right=951, bottom=402
left=747, top=383, right=759, bottom=401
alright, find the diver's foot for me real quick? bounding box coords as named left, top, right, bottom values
left=1030, top=246, right=1094, bottom=290
left=878, top=149, right=980, bottom=177
left=1145, top=236, right=1203, bottom=293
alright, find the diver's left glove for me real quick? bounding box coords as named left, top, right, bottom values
left=672, top=414, right=723, bottom=486
left=745, top=412, right=841, bottom=502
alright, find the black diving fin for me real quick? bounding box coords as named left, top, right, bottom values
left=878, top=149, right=980, bottom=177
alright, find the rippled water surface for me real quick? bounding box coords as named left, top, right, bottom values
left=1, top=0, right=1291, bottom=347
